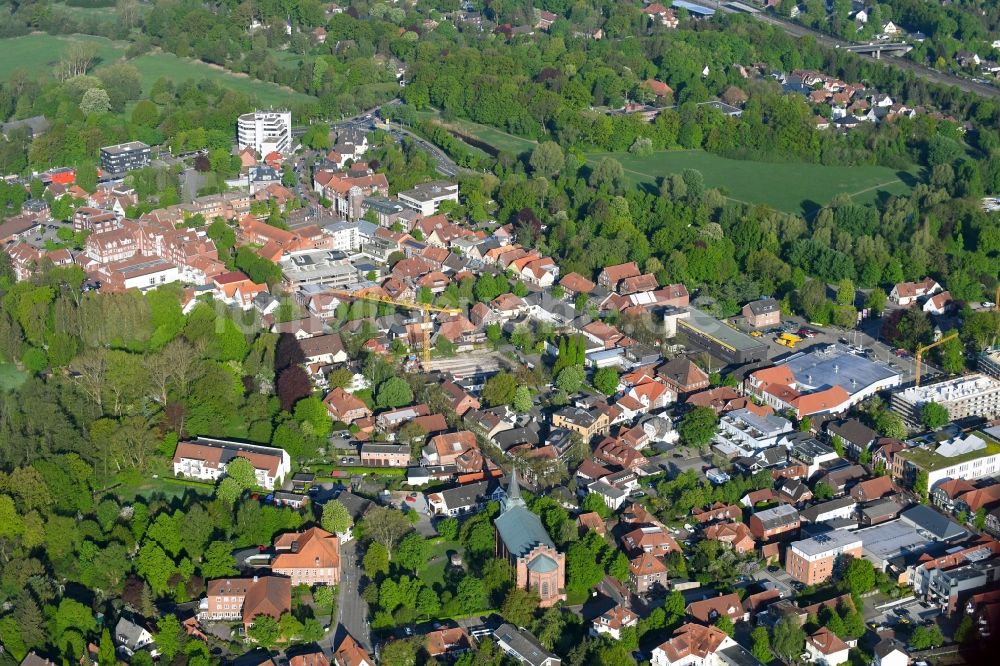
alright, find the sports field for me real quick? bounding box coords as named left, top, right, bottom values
left=584, top=149, right=917, bottom=215
left=0, top=35, right=315, bottom=106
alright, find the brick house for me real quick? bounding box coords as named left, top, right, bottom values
left=630, top=552, right=668, bottom=594
left=271, top=527, right=341, bottom=586
left=743, top=298, right=781, bottom=329
left=323, top=388, right=372, bottom=425
left=203, top=576, right=291, bottom=635
left=748, top=504, right=801, bottom=541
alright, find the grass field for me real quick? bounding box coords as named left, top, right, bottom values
left=0, top=35, right=315, bottom=106
left=415, top=110, right=538, bottom=155
left=0, top=33, right=126, bottom=80
left=128, top=53, right=316, bottom=106
left=0, top=363, right=26, bottom=391
left=584, top=149, right=917, bottom=215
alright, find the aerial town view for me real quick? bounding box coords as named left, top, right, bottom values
left=3, top=0, right=1000, bottom=664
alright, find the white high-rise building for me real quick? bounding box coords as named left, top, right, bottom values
left=237, top=110, right=292, bottom=156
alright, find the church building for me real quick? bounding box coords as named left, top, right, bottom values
left=494, top=469, right=566, bottom=606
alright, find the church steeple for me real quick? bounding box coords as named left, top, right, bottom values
left=502, top=465, right=526, bottom=513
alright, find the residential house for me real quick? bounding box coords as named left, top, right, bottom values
left=630, top=552, right=669, bottom=594
left=114, top=617, right=158, bottom=658
left=271, top=527, right=341, bottom=586
left=552, top=406, right=610, bottom=441
left=923, top=291, right=954, bottom=315
left=333, top=635, right=374, bottom=666
left=622, top=525, right=681, bottom=557
left=691, top=502, right=742, bottom=524
left=703, top=521, right=756, bottom=554
left=560, top=272, right=596, bottom=297
left=826, top=419, right=878, bottom=459
left=743, top=298, right=781, bottom=328
left=873, top=639, right=909, bottom=666
left=597, top=262, right=641, bottom=292
left=590, top=605, right=638, bottom=641
left=323, top=388, right=372, bottom=425
left=686, top=593, right=747, bottom=625
left=494, top=624, right=561, bottom=666
left=426, top=479, right=505, bottom=516
left=426, top=628, right=475, bottom=661
left=889, top=277, right=942, bottom=307
left=441, top=379, right=481, bottom=416
left=651, top=624, right=745, bottom=666
left=805, top=628, right=849, bottom=666
left=657, top=357, right=710, bottom=395
left=850, top=476, right=896, bottom=503
left=424, top=431, right=481, bottom=470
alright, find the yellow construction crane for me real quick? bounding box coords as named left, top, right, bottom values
left=326, top=289, right=461, bottom=363
left=915, top=330, right=959, bottom=387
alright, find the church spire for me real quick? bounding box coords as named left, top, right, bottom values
left=502, top=465, right=526, bottom=513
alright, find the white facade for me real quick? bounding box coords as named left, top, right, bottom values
left=123, top=263, right=181, bottom=291
left=891, top=374, right=1000, bottom=425
left=324, top=222, right=361, bottom=252
left=172, top=440, right=291, bottom=490
left=397, top=181, right=459, bottom=216
left=237, top=110, right=292, bottom=156
left=651, top=635, right=739, bottom=666
left=715, top=408, right=793, bottom=456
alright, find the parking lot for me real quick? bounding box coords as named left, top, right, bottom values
left=733, top=312, right=937, bottom=385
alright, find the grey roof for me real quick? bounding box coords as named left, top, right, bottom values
left=861, top=498, right=903, bottom=520
left=790, top=529, right=861, bottom=556
left=826, top=419, right=878, bottom=447
left=333, top=491, right=373, bottom=521
left=589, top=480, right=626, bottom=500
left=527, top=553, right=558, bottom=573
left=856, top=520, right=929, bottom=563
left=494, top=624, right=560, bottom=666
left=900, top=504, right=969, bottom=541
left=718, top=644, right=766, bottom=666
left=874, top=638, right=907, bottom=659
left=745, top=298, right=779, bottom=316
left=493, top=424, right=541, bottom=452
left=753, top=504, right=799, bottom=530
left=679, top=307, right=769, bottom=355
left=781, top=344, right=898, bottom=397
left=114, top=617, right=151, bottom=649
left=800, top=497, right=857, bottom=523
left=434, top=479, right=501, bottom=509
left=360, top=443, right=409, bottom=455
left=2, top=115, right=49, bottom=137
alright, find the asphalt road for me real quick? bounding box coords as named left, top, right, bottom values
left=331, top=540, right=372, bottom=654
left=706, top=0, right=1000, bottom=100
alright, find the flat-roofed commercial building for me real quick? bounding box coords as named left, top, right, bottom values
left=100, top=141, right=150, bottom=174
left=672, top=307, right=769, bottom=365
left=397, top=181, right=459, bottom=216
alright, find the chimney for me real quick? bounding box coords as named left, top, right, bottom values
left=253, top=575, right=258, bottom=583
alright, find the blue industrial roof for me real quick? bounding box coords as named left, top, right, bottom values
left=671, top=0, right=715, bottom=15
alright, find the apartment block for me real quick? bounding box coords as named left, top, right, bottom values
left=786, top=530, right=863, bottom=585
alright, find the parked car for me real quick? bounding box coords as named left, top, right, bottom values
left=798, top=328, right=819, bottom=338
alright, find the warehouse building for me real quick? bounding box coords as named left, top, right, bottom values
left=669, top=306, right=769, bottom=365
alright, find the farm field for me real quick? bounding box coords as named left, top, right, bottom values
left=583, top=149, right=917, bottom=215
left=0, top=35, right=315, bottom=106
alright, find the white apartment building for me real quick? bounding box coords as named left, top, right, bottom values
left=397, top=181, right=459, bottom=216
left=714, top=408, right=793, bottom=456
left=172, top=437, right=291, bottom=490
left=890, top=374, right=1000, bottom=425
left=893, top=427, right=1000, bottom=490
left=237, top=110, right=292, bottom=156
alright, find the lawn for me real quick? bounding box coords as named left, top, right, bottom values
left=128, top=53, right=316, bottom=107
left=0, top=363, right=26, bottom=391
left=0, top=33, right=126, bottom=81
left=421, top=538, right=463, bottom=590
left=583, top=149, right=918, bottom=215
